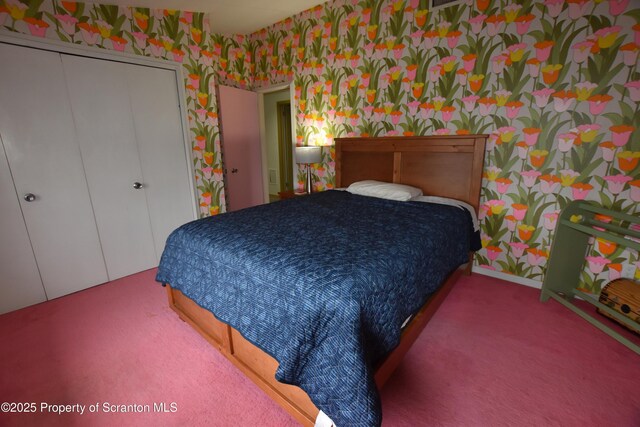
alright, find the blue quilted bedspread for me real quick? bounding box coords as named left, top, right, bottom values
left=156, top=190, right=478, bottom=426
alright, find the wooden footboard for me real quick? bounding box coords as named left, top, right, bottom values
left=166, top=264, right=465, bottom=426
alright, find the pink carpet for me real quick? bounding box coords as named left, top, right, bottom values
left=0, top=270, right=638, bottom=426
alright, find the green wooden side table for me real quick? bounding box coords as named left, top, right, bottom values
left=541, top=200, right=640, bottom=355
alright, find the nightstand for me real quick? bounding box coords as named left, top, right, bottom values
left=278, top=190, right=308, bottom=200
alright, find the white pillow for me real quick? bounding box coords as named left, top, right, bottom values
left=346, top=180, right=423, bottom=201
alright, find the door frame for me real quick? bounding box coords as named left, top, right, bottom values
left=0, top=31, right=199, bottom=220
left=257, top=82, right=297, bottom=203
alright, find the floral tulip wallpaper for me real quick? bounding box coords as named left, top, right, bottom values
left=246, top=0, right=640, bottom=292
left=1, top=0, right=639, bottom=291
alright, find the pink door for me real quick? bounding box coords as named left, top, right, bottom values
left=218, top=85, right=264, bottom=211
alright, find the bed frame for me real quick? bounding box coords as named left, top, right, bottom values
left=166, top=135, right=487, bottom=425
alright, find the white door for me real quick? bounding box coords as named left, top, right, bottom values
left=0, top=43, right=108, bottom=300
left=0, top=140, right=47, bottom=314
left=126, top=64, right=195, bottom=259
left=218, top=85, right=263, bottom=211
left=61, top=55, right=157, bottom=280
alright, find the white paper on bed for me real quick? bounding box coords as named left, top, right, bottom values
left=411, top=195, right=479, bottom=232
left=315, top=410, right=336, bottom=427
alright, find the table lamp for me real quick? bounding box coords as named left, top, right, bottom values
left=295, top=146, right=322, bottom=194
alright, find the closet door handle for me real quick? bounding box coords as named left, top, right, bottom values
left=24, top=193, right=36, bottom=202
left=133, top=182, right=143, bottom=190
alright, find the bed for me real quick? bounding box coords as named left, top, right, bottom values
left=156, top=135, right=487, bottom=426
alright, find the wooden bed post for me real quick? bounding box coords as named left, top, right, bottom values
left=464, top=254, right=474, bottom=275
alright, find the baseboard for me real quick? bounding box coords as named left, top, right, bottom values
left=472, top=266, right=543, bottom=289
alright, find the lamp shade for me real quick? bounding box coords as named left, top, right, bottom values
left=295, top=146, right=322, bottom=164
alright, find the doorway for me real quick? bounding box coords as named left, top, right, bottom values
left=261, top=87, right=295, bottom=202
left=277, top=101, right=293, bottom=195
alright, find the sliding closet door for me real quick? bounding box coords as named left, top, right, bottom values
left=0, top=43, right=108, bottom=299
left=126, top=65, right=195, bottom=259
left=0, top=140, right=47, bottom=313
left=62, top=55, right=157, bottom=280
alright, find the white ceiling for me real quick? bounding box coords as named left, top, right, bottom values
left=105, top=0, right=325, bottom=35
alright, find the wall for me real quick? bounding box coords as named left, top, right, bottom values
left=264, top=88, right=291, bottom=195
left=0, top=0, right=229, bottom=217
left=247, top=0, right=640, bottom=291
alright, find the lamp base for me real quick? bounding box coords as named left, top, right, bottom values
left=305, top=164, right=313, bottom=194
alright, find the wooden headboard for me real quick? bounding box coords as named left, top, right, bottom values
left=335, top=135, right=487, bottom=211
